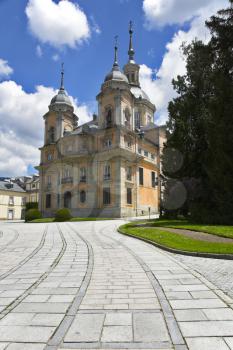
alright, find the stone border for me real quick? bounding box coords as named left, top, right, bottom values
left=45, top=222, right=94, bottom=350
left=118, top=228, right=233, bottom=260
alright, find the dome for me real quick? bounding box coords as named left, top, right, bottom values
left=50, top=88, right=72, bottom=107
left=104, top=67, right=129, bottom=83
left=130, top=86, right=150, bottom=101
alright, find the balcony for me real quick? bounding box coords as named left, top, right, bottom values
left=61, top=177, right=73, bottom=184
left=80, top=176, right=87, bottom=183
left=103, top=175, right=111, bottom=181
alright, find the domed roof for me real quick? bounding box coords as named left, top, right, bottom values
left=104, top=40, right=129, bottom=84
left=104, top=68, right=128, bottom=83
left=50, top=88, right=72, bottom=107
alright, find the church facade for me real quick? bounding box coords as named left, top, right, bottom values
left=38, top=25, right=165, bottom=218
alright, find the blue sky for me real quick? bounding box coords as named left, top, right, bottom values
left=0, top=0, right=174, bottom=104
left=0, top=0, right=228, bottom=176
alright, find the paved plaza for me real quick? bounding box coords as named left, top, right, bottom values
left=0, top=221, right=233, bottom=350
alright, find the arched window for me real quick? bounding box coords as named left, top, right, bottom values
left=124, top=108, right=131, bottom=129
left=105, top=107, right=112, bottom=127
left=48, top=127, right=55, bottom=143
left=80, top=190, right=86, bottom=203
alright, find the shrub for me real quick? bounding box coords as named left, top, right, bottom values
left=25, top=209, right=42, bottom=222
left=55, top=208, right=72, bottom=222
left=25, top=202, right=38, bottom=210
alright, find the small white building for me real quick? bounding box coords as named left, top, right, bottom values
left=0, top=180, right=27, bottom=220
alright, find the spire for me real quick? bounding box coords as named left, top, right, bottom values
left=60, top=62, right=64, bottom=90
left=128, top=20, right=135, bottom=63
left=113, top=35, right=119, bottom=70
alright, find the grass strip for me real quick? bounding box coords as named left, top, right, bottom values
left=119, top=223, right=233, bottom=255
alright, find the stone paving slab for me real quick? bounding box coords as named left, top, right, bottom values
left=1, top=220, right=233, bottom=350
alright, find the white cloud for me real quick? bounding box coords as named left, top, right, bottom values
left=141, top=0, right=228, bottom=124
left=52, top=54, right=60, bottom=62
left=0, top=59, right=13, bottom=78
left=36, top=45, right=43, bottom=58
left=143, top=0, right=223, bottom=27
left=0, top=80, right=92, bottom=176
left=25, top=0, right=90, bottom=49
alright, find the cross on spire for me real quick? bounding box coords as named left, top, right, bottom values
left=60, top=62, right=64, bottom=90
left=113, top=35, right=119, bottom=68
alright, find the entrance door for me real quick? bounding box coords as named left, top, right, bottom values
left=8, top=210, right=14, bottom=220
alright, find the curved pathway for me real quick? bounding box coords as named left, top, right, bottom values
left=0, top=221, right=232, bottom=350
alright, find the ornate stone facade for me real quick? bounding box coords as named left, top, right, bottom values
left=38, top=26, right=165, bottom=218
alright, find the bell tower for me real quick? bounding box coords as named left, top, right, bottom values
left=43, top=64, right=78, bottom=145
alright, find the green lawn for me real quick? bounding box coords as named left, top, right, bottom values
left=119, top=223, right=233, bottom=255
left=30, top=217, right=111, bottom=223
left=138, top=219, right=233, bottom=239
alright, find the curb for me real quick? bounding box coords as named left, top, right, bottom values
left=118, top=228, right=233, bottom=261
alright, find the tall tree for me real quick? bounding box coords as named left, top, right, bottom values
left=162, top=0, right=233, bottom=223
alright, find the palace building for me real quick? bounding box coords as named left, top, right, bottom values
left=38, top=24, right=165, bottom=218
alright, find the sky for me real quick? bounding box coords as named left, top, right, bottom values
left=0, top=0, right=229, bottom=177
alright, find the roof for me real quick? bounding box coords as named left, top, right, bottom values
left=130, top=86, right=150, bottom=101
left=0, top=181, right=26, bottom=193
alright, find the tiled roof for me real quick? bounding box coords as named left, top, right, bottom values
left=0, top=181, right=26, bottom=193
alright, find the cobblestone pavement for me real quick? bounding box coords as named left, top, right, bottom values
left=171, top=254, right=233, bottom=299
left=0, top=220, right=233, bottom=350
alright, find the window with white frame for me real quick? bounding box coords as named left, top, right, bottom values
left=9, top=196, right=14, bottom=205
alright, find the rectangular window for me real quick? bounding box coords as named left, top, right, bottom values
left=138, top=148, right=142, bottom=154
left=139, top=167, right=144, bottom=186
left=21, top=197, right=26, bottom=206
left=9, top=196, right=14, bottom=205
left=80, top=167, right=86, bottom=182
left=64, top=169, right=71, bottom=178
left=144, top=150, right=149, bottom=157
left=103, top=139, right=112, bottom=148
left=151, top=153, right=155, bottom=160
left=147, top=115, right=152, bottom=124
left=47, top=175, right=51, bottom=184
left=127, top=188, right=132, bottom=204
left=151, top=171, right=158, bottom=188
left=135, top=112, right=141, bottom=129
left=126, top=166, right=132, bottom=181
left=104, top=165, right=111, bottom=180
left=103, top=187, right=111, bottom=205
left=125, top=136, right=132, bottom=149
left=46, top=194, right=51, bottom=208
